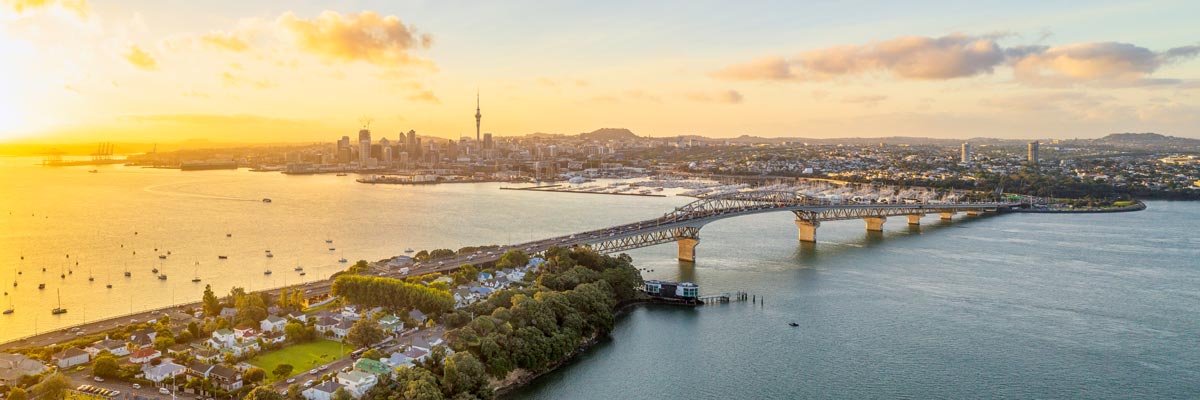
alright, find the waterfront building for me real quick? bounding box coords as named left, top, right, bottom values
left=644, top=280, right=700, bottom=299
left=1028, top=141, right=1040, bottom=166
left=358, top=129, right=372, bottom=164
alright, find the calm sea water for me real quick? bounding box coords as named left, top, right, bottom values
left=3, top=158, right=1198, bottom=398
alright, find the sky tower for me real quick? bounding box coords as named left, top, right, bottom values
left=475, top=89, right=481, bottom=143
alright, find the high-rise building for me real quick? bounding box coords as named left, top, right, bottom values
left=337, top=136, right=350, bottom=152
left=483, top=133, right=493, bottom=150
left=475, top=90, right=482, bottom=142
left=961, top=142, right=971, bottom=164
left=358, top=129, right=371, bottom=164
left=1028, top=141, right=1039, bottom=166
left=379, top=137, right=392, bottom=164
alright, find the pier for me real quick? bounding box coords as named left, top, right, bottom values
left=699, top=291, right=748, bottom=304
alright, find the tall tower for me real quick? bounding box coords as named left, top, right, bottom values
left=961, top=142, right=971, bottom=164
left=475, top=89, right=482, bottom=143
left=1027, top=141, right=1039, bottom=166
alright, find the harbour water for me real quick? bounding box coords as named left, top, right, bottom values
left=2, top=157, right=1199, bottom=398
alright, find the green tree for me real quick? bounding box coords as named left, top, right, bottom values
left=360, top=348, right=382, bottom=361
left=348, top=260, right=371, bottom=274
left=243, top=386, right=284, bottom=400
left=496, top=250, right=529, bottom=270
left=285, top=322, right=310, bottom=343
left=345, top=317, right=385, bottom=349
left=272, top=364, right=294, bottom=378
left=154, top=335, right=176, bottom=351
left=244, top=367, right=266, bottom=385
left=202, top=284, right=221, bottom=317
left=32, top=373, right=71, bottom=400
left=285, top=384, right=303, bottom=400
left=92, top=353, right=121, bottom=379
left=331, top=388, right=353, bottom=400
left=7, top=387, right=29, bottom=400
left=441, top=352, right=487, bottom=398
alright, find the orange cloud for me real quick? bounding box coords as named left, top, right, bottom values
left=684, top=90, right=743, bottom=104
left=407, top=90, right=440, bottom=104
left=200, top=31, right=249, bottom=52
left=714, top=33, right=1200, bottom=87
left=6, top=0, right=89, bottom=18
left=122, top=45, right=157, bottom=71
left=1012, top=42, right=1200, bottom=86
left=278, top=10, right=433, bottom=68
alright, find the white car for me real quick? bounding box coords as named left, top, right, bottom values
left=286, top=378, right=296, bottom=384
left=159, top=388, right=171, bottom=395
left=132, top=384, right=141, bottom=389
left=93, top=376, right=104, bottom=382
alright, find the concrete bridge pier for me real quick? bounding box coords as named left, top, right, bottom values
left=966, top=210, right=981, bottom=216
left=907, top=214, right=925, bottom=225
left=864, top=217, right=886, bottom=232
left=940, top=211, right=956, bottom=221
left=677, top=238, right=699, bottom=262
left=795, top=220, right=819, bottom=243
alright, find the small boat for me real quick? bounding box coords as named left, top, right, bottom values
left=192, top=263, right=201, bottom=282
left=328, top=248, right=335, bottom=251
left=336, top=173, right=347, bottom=176
left=294, top=266, right=303, bottom=271
left=88, top=276, right=94, bottom=282
left=263, top=270, right=272, bottom=275
left=38, top=283, right=45, bottom=289
left=404, top=248, right=414, bottom=254
left=152, top=268, right=159, bottom=273
left=124, top=271, right=131, bottom=277
left=262, top=198, right=272, bottom=203
left=88, top=169, right=98, bottom=173
left=218, top=255, right=228, bottom=260
left=788, top=322, right=799, bottom=327
left=338, top=258, right=347, bottom=263
left=158, top=255, right=167, bottom=259
left=157, top=274, right=167, bottom=280
left=226, top=233, right=232, bottom=238
left=192, top=277, right=201, bottom=283
left=299, top=272, right=306, bottom=276
left=266, top=253, right=274, bottom=258
left=51, top=289, right=67, bottom=314
left=325, top=239, right=333, bottom=244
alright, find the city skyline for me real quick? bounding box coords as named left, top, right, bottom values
left=2, top=0, right=1199, bottom=144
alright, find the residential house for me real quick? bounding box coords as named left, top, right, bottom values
left=262, top=331, right=287, bottom=344
left=229, top=341, right=260, bottom=357
left=315, top=317, right=337, bottom=334
left=286, top=312, right=307, bottom=322
left=352, top=358, right=391, bottom=376
left=477, top=271, right=493, bottom=282
left=142, top=361, right=186, bottom=383
left=233, top=327, right=257, bottom=341
left=0, top=353, right=47, bottom=385
left=260, top=316, right=286, bottom=333
left=166, top=344, right=191, bottom=357
left=128, top=328, right=157, bottom=348
left=407, top=309, right=427, bottom=325
left=209, top=364, right=243, bottom=391
left=302, top=380, right=343, bottom=400
left=382, top=347, right=427, bottom=368
left=332, top=320, right=354, bottom=339
left=210, top=329, right=236, bottom=348
left=51, top=348, right=90, bottom=368
left=193, top=348, right=221, bottom=363
left=377, top=315, right=403, bottom=333
left=219, top=307, right=237, bottom=319
left=469, top=286, right=495, bottom=297
left=86, top=338, right=129, bottom=357
left=186, top=361, right=214, bottom=380
left=129, top=347, right=162, bottom=364
left=336, top=370, right=377, bottom=398
left=431, top=276, right=454, bottom=286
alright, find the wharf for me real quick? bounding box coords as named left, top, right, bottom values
left=698, top=291, right=748, bottom=304
left=500, top=185, right=667, bottom=197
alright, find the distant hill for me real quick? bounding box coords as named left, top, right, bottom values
left=1095, top=133, right=1200, bottom=147
left=580, top=128, right=639, bottom=141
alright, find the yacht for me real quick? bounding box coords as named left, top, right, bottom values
left=38, top=283, right=45, bottom=290
left=404, top=248, right=415, bottom=254
left=338, top=257, right=347, bottom=263
left=263, top=269, right=272, bottom=275
left=325, top=239, right=333, bottom=244
left=262, top=198, right=272, bottom=203
left=51, top=289, right=66, bottom=315
left=158, top=255, right=167, bottom=259
left=218, top=255, right=228, bottom=259
left=3, top=298, right=12, bottom=314
left=294, top=265, right=304, bottom=272
left=266, top=253, right=274, bottom=258
left=157, top=273, right=167, bottom=280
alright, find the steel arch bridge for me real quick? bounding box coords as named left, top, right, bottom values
left=418, top=190, right=1024, bottom=268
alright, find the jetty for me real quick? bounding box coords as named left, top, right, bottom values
left=699, top=291, right=748, bottom=304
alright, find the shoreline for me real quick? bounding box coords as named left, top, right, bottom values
left=1012, top=200, right=1147, bottom=213
left=492, top=298, right=663, bottom=398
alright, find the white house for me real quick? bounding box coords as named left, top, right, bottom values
left=377, top=315, right=403, bottom=333
left=260, top=316, right=287, bottom=333
left=0, top=353, right=47, bottom=386
left=332, top=320, right=354, bottom=338
left=336, top=370, right=377, bottom=398
left=142, top=361, right=186, bottom=383
left=51, top=348, right=90, bottom=369
left=210, top=329, right=236, bottom=347
left=86, top=338, right=129, bottom=357
left=303, top=380, right=343, bottom=400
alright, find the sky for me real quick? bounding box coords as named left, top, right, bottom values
left=1, top=0, right=1198, bottom=143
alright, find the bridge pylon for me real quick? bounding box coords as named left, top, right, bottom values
left=940, top=211, right=956, bottom=221
left=907, top=214, right=925, bottom=225
left=864, top=217, right=886, bottom=232
left=795, top=219, right=818, bottom=243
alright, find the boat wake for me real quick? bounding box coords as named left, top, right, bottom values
left=142, top=181, right=259, bottom=202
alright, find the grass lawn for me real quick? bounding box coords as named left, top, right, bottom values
left=248, top=339, right=351, bottom=383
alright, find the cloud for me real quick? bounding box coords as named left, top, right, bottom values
left=684, top=90, right=744, bottom=104
left=122, top=44, right=157, bottom=70
left=6, top=0, right=89, bottom=18
left=841, top=95, right=888, bottom=106
left=713, top=33, right=1200, bottom=87
left=200, top=31, right=249, bottom=52
left=278, top=10, right=433, bottom=68
left=122, top=113, right=310, bottom=127
left=1012, top=42, right=1200, bottom=86
left=407, top=90, right=440, bottom=104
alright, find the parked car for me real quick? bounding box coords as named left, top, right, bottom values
left=286, top=378, right=296, bottom=384
left=159, top=388, right=171, bottom=395
left=304, top=380, right=315, bottom=388
left=93, top=376, right=104, bottom=382
left=132, top=384, right=141, bottom=389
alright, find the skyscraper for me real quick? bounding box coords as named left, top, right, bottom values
left=379, top=137, right=392, bottom=164
left=475, top=90, right=482, bottom=143
left=483, top=133, right=493, bottom=150
left=1028, top=141, right=1039, bottom=166
left=961, top=142, right=971, bottom=164
left=358, top=129, right=371, bottom=164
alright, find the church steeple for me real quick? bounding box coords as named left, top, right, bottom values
left=474, top=89, right=481, bottom=142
